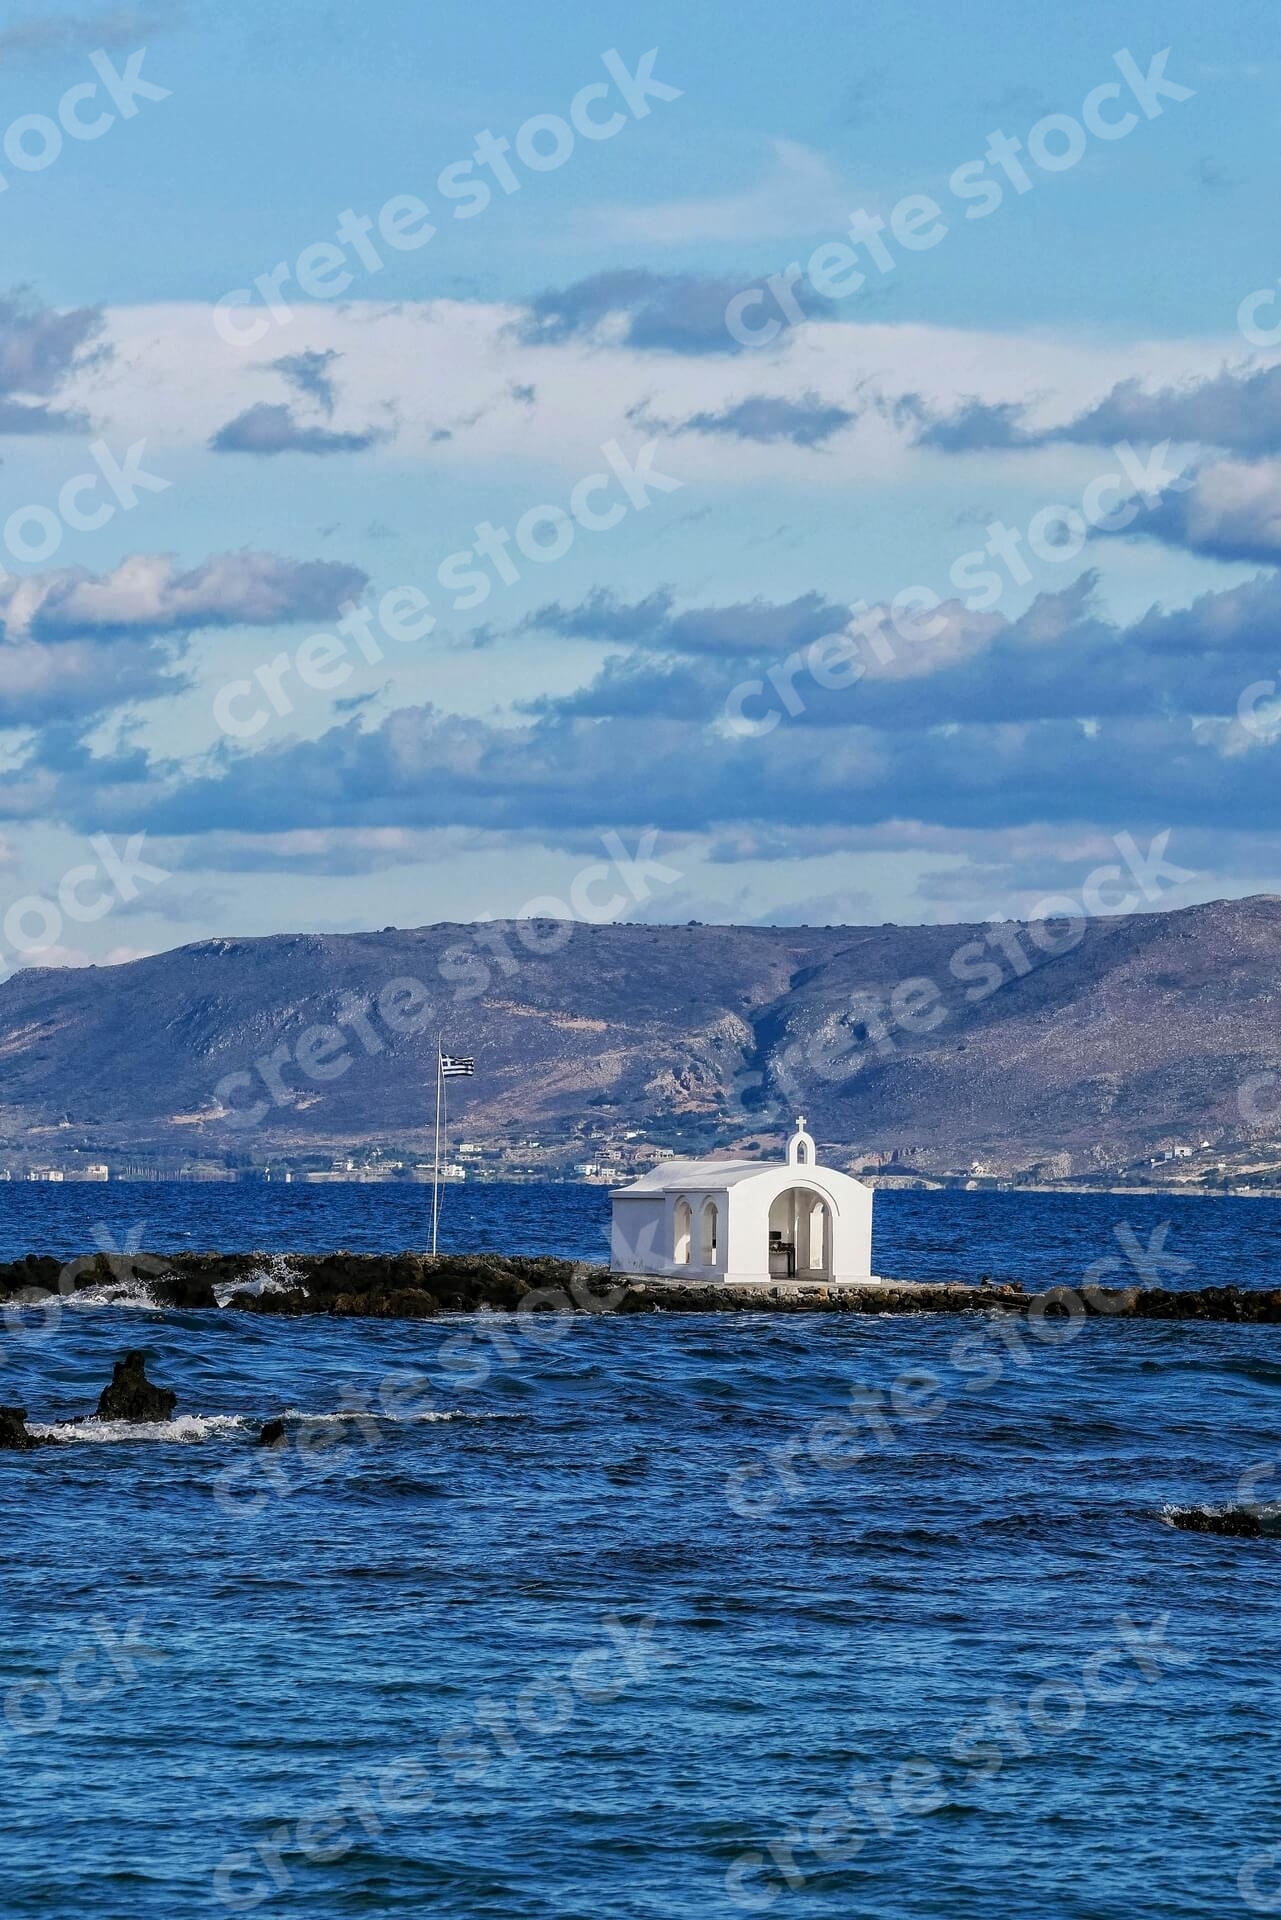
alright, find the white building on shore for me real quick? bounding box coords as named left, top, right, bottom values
left=609, top=1118, right=875, bottom=1285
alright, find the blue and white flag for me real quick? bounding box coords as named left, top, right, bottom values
left=440, top=1053, right=475, bottom=1077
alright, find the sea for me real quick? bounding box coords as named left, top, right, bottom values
left=1, top=1182, right=1279, bottom=1919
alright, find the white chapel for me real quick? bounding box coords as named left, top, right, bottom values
left=609, top=1118, right=875, bottom=1285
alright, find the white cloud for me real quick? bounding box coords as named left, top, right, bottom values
left=64, top=301, right=1259, bottom=497
left=0, top=549, right=367, bottom=640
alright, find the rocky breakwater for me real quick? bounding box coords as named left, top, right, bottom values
left=126, top=1262, right=1281, bottom=1325
left=0, top=1249, right=225, bottom=1311
left=4, top=1249, right=1281, bottom=1323
left=632, top=1279, right=1281, bottom=1322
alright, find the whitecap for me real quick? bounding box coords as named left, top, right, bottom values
left=214, top=1256, right=300, bottom=1307
left=24, top=1406, right=526, bottom=1446
left=29, top=1413, right=252, bottom=1445
left=61, top=1279, right=166, bottom=1313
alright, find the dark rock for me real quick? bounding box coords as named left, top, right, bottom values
left=0, top=1406, right=48, bottom=1450
left=257, top=1418, right=286, bottom=1448
left=95, top=1351, right=177, bottom=1422
left=236, top=1287, right=310, bottom=1316
left=1165, top=1505, right=1266, bottom=1538
left=0, top=1254, right=63, bottom=1301
left=147, top=1270, right=218, bottom=1309
left=9, top=1246, right=1281, bottom=1324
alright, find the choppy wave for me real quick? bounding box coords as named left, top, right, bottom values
left=272, top=1407, right=523, bottom=1425
left=29, top=1414, right=252, bottom=1445
left=61, top=1279, right=166, bottom=1313
left=22, top=1406, right=523, bottom=1445
left=213, top=1257, right=299, bottom=1307
left=20, top=1272, right=285, bottom=1314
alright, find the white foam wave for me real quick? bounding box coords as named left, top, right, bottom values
left=62, top=1280, right=165, bottom=1313
left=25, top=1406, right=524, bottom=1445
left=214, top=1257, right=299, bottom=1307
left=30, top=1413, right=251, bottom=1444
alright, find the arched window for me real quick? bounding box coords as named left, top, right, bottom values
left=795, top=1138, right=810, bottom=1164
left=673, top=1200, right=692, bottom=1265
left=700, top=1199, right=719, bottom=1267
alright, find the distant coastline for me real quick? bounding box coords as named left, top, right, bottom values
left=4, top=1166, right=1279, bottom=1199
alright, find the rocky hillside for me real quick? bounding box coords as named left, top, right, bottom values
left=1, top=897, right=1278, bottom=1174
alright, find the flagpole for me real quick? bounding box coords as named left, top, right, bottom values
left=431, top=1036, right=442, bottom=1255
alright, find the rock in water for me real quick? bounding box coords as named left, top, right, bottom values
left=257, top=1418, right=286, bottom=1448
left=0, top=1406, right=44, bottom=1450
left=95, top=1351, right=177, bottom=1422
left=1165, top=1504, right=1266, bottom=1538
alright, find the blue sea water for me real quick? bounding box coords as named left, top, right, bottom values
left=2, top=1177, right=1280, bottom=1286
left=1, top=1185, right=1279, bottom=1918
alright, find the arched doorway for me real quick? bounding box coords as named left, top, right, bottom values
left=700, top=1199, right=720, bottom=1268
left=768, top=1186, right=832, bottom=1280
left=673, top=1200, right=692, bottom=1266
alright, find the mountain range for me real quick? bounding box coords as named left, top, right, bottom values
left=1, top=896, right=1278, bottom=1176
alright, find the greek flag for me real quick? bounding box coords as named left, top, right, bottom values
left=440, top=1053, right=475, bottom=1077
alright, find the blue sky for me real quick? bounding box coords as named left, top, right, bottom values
left=2, top=0, right=1280, bottom=961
